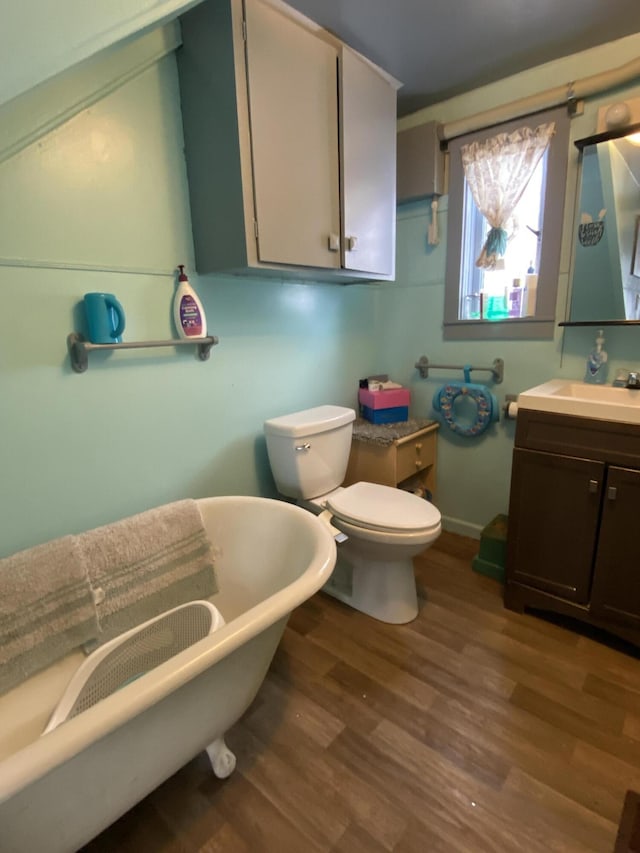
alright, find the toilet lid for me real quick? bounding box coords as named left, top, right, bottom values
left=326, top=482, right=441, bottom=533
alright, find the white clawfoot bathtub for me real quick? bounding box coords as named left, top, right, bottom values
left=0, top=496, right=336, bottom=853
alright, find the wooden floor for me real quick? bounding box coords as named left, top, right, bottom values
left=83, top=531, right=640, bottom=853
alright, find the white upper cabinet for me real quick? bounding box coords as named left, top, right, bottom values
left=244, top=0, right=341, bottom=270
left=177, top=0, right=399, bottom=282
left=340, top=48, right=397, bottom=277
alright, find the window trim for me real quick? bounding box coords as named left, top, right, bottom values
left=443, top=106, right=570, bottom=340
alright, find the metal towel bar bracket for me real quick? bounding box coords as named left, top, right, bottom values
left=67, top=333, right=219, bottom=373
left=414, top=355, right=504, bottom=384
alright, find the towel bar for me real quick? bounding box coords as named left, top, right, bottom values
left=414, top=355, right=504, bottom=383
left=67, top=333, right=219, bottom=373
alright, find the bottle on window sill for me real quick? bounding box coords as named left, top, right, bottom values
left=524, top=262, right=538, bottom=317
left=508, top=278, right=523, bottom=317
left=481, top=290, right=508, bottom=321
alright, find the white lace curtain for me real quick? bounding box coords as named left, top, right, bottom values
left=461, top=122, right=555, bottom=269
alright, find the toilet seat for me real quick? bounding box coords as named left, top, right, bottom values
left=326, top=482, right=440, bottom=534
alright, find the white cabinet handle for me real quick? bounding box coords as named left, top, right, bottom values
left=328, top=233, right=340, bottom=252
left=346, top=235, right=358, bottom=251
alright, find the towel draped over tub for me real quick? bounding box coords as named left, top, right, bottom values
left=0, top=536, right=98, bottom=695
left=0, top=500, right=218, bottom=695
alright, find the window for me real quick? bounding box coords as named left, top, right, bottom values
left=444, top=107, right=570, bottom=340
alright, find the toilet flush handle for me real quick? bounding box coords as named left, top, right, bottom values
left=295, top=443, right=311, bottom=451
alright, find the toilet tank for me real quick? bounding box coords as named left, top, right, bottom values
left=264, top=405, right=356, bottom=499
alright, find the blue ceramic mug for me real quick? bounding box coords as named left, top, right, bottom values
left=83, top=293, right=126, bottom=344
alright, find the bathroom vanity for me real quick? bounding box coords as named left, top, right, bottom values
left=505, top=384, right=640, bottom=646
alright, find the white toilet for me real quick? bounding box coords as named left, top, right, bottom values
left=263, top=404, right=441, bottom=624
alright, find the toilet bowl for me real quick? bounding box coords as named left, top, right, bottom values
left=263, top=405, right=442, bottom=624
left=307, top=482, right=441, bottom=623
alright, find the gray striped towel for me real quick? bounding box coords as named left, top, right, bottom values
left=0, top=535, right=99, bottom=695
left=76, top=499, right=218, bottom=646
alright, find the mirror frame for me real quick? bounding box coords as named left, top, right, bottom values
left=574, top=120, right=640, bottom=152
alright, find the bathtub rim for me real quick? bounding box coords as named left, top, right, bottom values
left=0, top=495, right=336, bottom=804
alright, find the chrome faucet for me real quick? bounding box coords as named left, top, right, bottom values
left=612, top=368, right=640, bottom=389
left=625, top=371, right=640, bottom=389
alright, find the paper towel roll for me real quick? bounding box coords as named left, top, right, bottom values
left=505, top=401, right=518, bottom=419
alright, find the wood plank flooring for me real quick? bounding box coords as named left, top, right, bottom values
left=82, top=531, right=640, bottom=852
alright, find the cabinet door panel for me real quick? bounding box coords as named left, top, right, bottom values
left=340, top=48, right=396, bottom=277
left=591, top=466, right=640, bottom=628
left=245, top=0, right=340, bottom=268
left=506, top=449, right=603, bottom=603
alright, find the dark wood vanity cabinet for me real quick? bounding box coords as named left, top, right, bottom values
left=505, top=409, right=640, bottom=645
left=508, top=448, right=603, bottom=605
left=590, top=465, right=640, bottom=629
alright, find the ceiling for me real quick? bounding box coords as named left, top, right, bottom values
left=285, top=0, right=640, bottom=117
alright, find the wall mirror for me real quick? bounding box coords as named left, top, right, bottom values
left=567, top=125, right=640, bottom=325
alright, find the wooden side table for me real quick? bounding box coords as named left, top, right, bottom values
left=344, top=418, right=439, bottom=498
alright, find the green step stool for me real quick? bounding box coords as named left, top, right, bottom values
left=472, top=514, right=507, bottom=582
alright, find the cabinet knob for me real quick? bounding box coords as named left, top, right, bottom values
left=415, top=460, right=421, bottom=469
left=588, top=479, right=599, bottom=493
left=415, top=443, right=422, bottom=452
left=346, top=235, right=358, bottom=252
left=327, top=234, right=340, bottom=252
left=607, top=485, right=618, bottom=500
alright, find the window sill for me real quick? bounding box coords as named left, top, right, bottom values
left=443, top=317, right=555, bottom=340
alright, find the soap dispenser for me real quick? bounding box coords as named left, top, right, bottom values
left=585, top=329, right=608, bottom=384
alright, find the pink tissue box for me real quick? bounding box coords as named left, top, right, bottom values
left=358, top=387, right=411, bottom=410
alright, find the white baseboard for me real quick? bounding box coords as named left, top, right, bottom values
left=441, top=515, right=483, bottom=540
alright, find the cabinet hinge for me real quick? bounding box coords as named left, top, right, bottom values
left=254, top=220, right=259, bottom=241
left=242, top=19, right=247, bottom=41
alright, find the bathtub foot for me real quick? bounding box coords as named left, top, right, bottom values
left=206, top=737, right=236, bottom=779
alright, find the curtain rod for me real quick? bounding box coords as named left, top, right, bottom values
left=441, top=54, right=640, bottom=142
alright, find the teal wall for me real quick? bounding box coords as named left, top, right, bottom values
left=379, top=198, right=640, bottom=534
left=3, top=24, right=640, bottom=557
left=390, top=32, right=640, bottom=536
left=0, top=52, right=375, bottom=556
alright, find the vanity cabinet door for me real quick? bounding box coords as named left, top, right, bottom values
left=591, top=466, right=640, bottom=629
left=506, top=449, right=604, bottom=603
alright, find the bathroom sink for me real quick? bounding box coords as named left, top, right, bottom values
left=518, top=379, right=640, bottom=425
